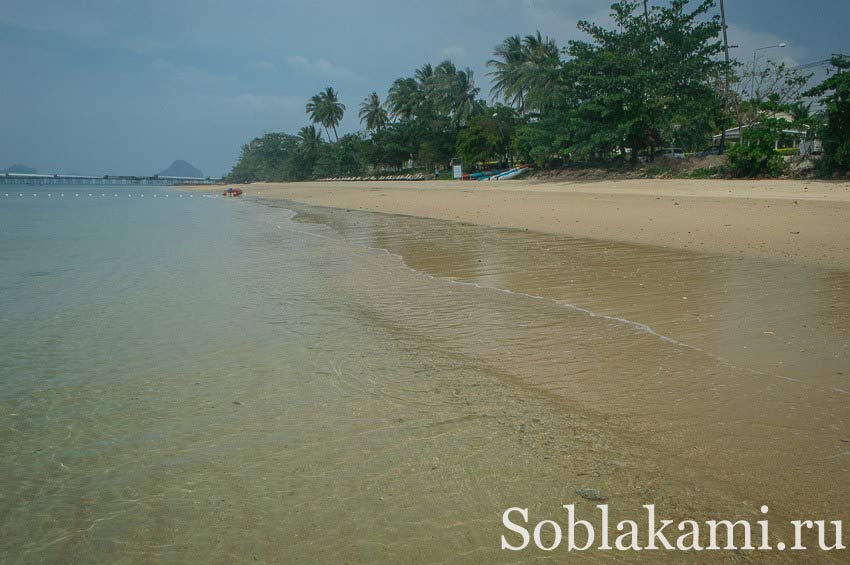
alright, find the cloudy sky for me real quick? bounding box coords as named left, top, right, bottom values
left=1, top=0, right=847, bottom=177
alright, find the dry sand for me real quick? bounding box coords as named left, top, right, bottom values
left=204, top=178, right=850, bottom=271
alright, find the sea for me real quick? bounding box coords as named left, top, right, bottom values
left=1, top=184, right=847, bottom=562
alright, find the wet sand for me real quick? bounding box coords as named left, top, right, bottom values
left=173, top=181, right=849, bottom=560
left=280, top=204, right=850, bottom=559
left=219, top=178, right=850, bottom=271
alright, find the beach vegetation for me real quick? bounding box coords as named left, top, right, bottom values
left=488, top=32, right=561, bottom=115
left=805, top=55, right=850, bottom=175
left=227, top=133, right=302, bottom=182
left=644, top=162, right=673, bottom=178
left=358, top=92, right=389, bottom=131
left=455, top=104, right=520, bottom=165
left=306, top=87, right=346, bottom=142
left=564, top=0, right=726, bottom=162
left=675, top=165, right=727, bottom=179
left=225, top=0, right=823, bottom=182
left=727, top=118, right=787, bottom=177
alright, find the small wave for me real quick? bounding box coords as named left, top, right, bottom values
left=268, top=205, right=811, bottom=390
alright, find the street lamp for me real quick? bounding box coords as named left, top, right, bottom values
left=751, top=43, right=787, bottom=98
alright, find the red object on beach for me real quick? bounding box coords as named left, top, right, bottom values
left=222, top=188, right=243, bottom=197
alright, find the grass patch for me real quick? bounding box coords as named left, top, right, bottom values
left=643, top=163, right=672, bottom=178
left=674, top=166, right=728, bottom=179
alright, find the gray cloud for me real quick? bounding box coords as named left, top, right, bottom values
left=1, top=0, right=846, bottom=177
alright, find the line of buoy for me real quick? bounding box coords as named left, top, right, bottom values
left=3, top=192, right=208, bottom=198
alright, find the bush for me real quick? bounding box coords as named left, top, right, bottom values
left=727, top=119, right=787, bottom=177
left=728, top=143, right=785, bottom=177
left=833, top=142, right=850, bottom=171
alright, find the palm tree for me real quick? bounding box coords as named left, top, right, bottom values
left=320, top=87, right=345, bottom=142
left=447, top=68, right=481, bottom=125
left=519, top=31, right=561, bottom=114
left=487, top=35, right=526, bottom=110
left=487, top=31, right=560, bottom=114
left=386, top=60, right=481, bottom=126
left=305, top=93, right=331, bottom=141
left=430, top=60, right=458, bottom=115
left=297, top=125, right=324, bottom=150
left=387, top=77, right=421, bottom=121
left=428, top=60, right=480, bottom=125
left=305, top=87, right=346, bottom=142
left=414, top=63, right=434, bottom=89
left=359, top=92, right=388, bottom=131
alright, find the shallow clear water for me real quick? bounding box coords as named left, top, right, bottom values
left=1, top=186, right=609, bottom=562
left=1, top=186, right=847, bottom=563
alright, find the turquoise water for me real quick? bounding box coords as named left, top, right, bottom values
left=1, top=185, right=847, bottom=563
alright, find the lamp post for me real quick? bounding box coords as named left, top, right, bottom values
left=751, top=43, right=787, bottom=99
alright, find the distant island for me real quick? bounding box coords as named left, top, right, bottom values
left=2, top=164, right=37, bottom=174
left=158, top=160, right=203, bottom=178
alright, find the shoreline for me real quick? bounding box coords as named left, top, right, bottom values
left=186, top=178, right=850, bottom=271
left=175, top=179, right=850, bottom=552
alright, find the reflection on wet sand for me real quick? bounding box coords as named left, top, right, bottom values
left=288, top=202, right=850, bottom=555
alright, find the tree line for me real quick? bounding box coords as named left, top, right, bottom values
left=226, top=0, right=849, bottom=182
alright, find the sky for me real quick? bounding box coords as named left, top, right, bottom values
left=1, top=0, right=848, bottom=177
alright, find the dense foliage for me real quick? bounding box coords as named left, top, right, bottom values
left=563, top=0, right=725, bottom=160
left=226, top=0, right=836, bottom=182
left=726, top=118, right=786, bottom=177
left=805, top=55, right=850, bottom=174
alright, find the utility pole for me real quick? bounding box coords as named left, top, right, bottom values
left=719, top=0, right=734, bottom=153
left=643, top=0, right=650, bottom=27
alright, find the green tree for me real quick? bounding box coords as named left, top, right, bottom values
left=487, top=32, right=560, bottom=114
left=565, top=0, right=724, bottom=159
left=383, top=60, right=482, bottom=168
left=365, top=121, right=421, bottom=170
left=517, top=32, right=561, bottom=114
left=430, top=60, right=482, bottom=126
left=289, top=125, right=324, bottom=179
left=297, top=125, right=324, bottom=150
left=512, top=104, right=575, bottom=165
left=305, top=93, right=331, bottom=141
left=359, top=92, right=389, bottom=131
left=320, top=87, right=345, bottom=142
left=488, top=35, right=526, bottom=110
left=305, top=87, right=346, bottom=142
left=387, top=77, right=422, bottom=121
left=226, top=133, right=301, bottom=182
left=805, top=55, right=850, bottom=173
left=455, top=105, right=519, bottom=164
left=312, top=133, right=366, bottom=178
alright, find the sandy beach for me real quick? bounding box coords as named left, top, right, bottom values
left=213, top=178, right=850, bottom=271
left=189, top=178, right=850, bottom=558
left=3, top=179, right=846, bottom=562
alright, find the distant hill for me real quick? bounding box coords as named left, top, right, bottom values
left=2, top=164, right=37, bottom=174
left=158, top=160, right=203, bottom=178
